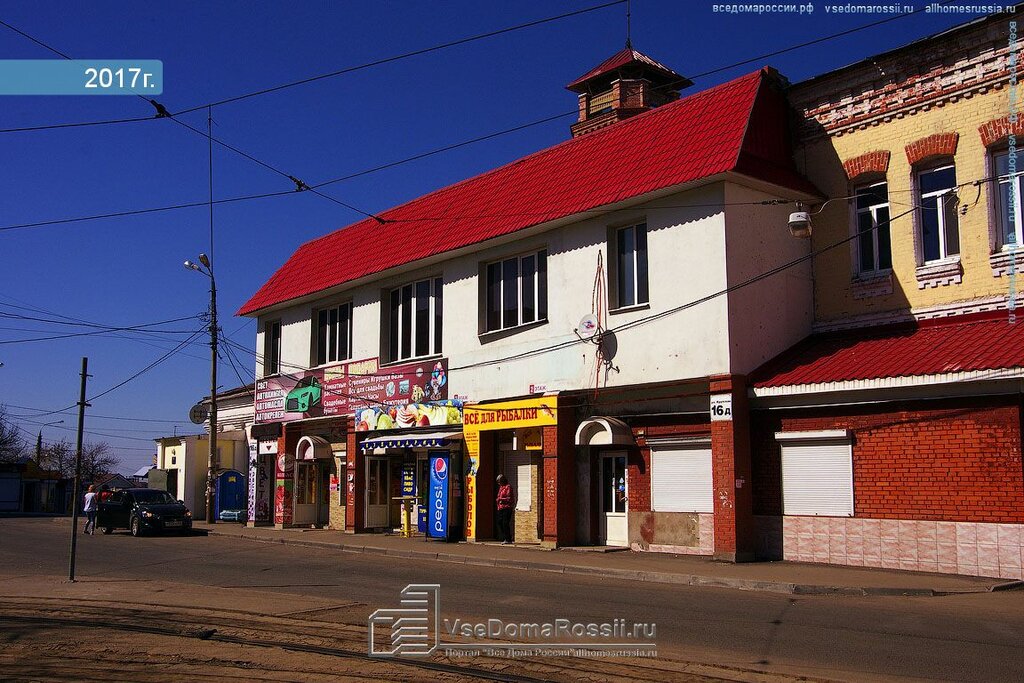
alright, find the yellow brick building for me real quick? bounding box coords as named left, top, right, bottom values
left=788, top=14, right=1023, bottom=326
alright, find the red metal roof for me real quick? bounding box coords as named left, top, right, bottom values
left=751, top=312, right=1024, bottom=388
left=239, top=68, right=819, bottom=316
left=565, top=46, right=687, bottom=92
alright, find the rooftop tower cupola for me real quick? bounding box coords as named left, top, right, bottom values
left=566, top=46, right=692, bottom=138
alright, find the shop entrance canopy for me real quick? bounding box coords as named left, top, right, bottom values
left=360, top=431, right=462, bottom=452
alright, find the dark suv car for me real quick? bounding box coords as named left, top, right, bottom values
left=97, top=488, right=192, bottom=536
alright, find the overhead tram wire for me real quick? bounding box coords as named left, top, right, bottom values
left=1, top=0, right=961, bottom=137
left=0, top=2, right=969, bottom=233
left=4, top=403, right=193, bottom=424
left=0, top=20, right=382, bottom=224
left=0, top=310, right=202, bottom=345
left=26, top=328, right=208, bottom=418
left=0, top=0, right=970, bottom=234
left=0, top=1, right=967, bottom=226
left=0, top=2, right=626, bottom=133
left=0, top=296, right=212, bottom=362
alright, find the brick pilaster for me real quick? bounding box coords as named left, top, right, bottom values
left=709, top=374, right=755, bottom=562
left=541, top=413, right=576, bottom=547
left=345, top=425, right=362, bottom=532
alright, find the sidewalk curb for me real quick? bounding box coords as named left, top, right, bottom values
left=199, top=526, right=1005, bottom=597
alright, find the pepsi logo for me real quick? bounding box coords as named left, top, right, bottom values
left=433, top=457, right=448, bottom=480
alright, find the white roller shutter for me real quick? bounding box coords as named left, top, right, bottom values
left=779, top=436, right=853, bottom=516
left=651, top=446, right=713, bottom=513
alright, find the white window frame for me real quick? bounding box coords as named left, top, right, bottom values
left=263, top=319, right=281, bottom=376
left=387, top=277, right=442, bottom=363
left=613, top=222, right=649, bottom=309
left=776, top=430, right=854, bottom=517
left=994, top=149, right=1023, bottom=250
left=484, top=249, right=547, bottom=333
left=650, top=439, right=713, bottom=514
left=916, top=164, right=960, bottom=264
left=853, top=181, right=892, bottom=275
left=314, top=301, right=353, bottom=367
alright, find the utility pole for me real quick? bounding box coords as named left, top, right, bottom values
left=68, top=357, right=89, bottom=583
left=207, top=259, right=218, bottom=524
left=185, top=254, right=218, bottom=523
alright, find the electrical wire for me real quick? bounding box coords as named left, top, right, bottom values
left=0, top=0, right=961, bottom=136
left=4, top=404, right=193, bottom=424
left=0, top=1, right=974, bottom=232
left=0, top=296, right=212, bottom=362
left=0, top=21, right=382, bottom=224
left=0, top=2, right=625, bottom=132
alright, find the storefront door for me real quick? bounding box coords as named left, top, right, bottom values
left=600, top=453, right=627, bottom=546
left=317, top=462, right=330, bottom=525
left=365, top=456, right=389, bottom=528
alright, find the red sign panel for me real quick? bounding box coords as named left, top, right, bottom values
left=254, top=357, right=448, bottom=424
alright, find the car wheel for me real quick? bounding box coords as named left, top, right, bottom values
left=101, top=527, right=113, bottom=535
left=130, top=516, right=143, bottom=537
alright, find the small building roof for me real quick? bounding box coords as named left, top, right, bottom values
left=565, top=46, right=690, bottom=92
left=751, top=312, right=1024, bottom=388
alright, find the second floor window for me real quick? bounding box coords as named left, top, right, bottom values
left=855, top=181, right=892, bottom=273
left=485, top=250, right=548, bottom=332
left=995, top=149, right=1022, bottom=248
left=263, top=320, right=281, bottom=375
left=315, top=302, right=352, bottom=366
left=615, top=222, right=649, bottom=308
left=387, top=277, right=442, bottom=363
left=917, top=164, right=960, bottom=263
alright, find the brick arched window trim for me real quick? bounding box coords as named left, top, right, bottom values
left=905, top=133, right=959, bottom=166
left=979, top=116, right=1024, bottom=148
left=843, top=150, right=891, bottom=181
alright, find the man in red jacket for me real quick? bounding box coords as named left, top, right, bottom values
left=496, top=474, right=514, bottom=544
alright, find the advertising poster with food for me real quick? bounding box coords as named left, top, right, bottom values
left=254, top=357, right=450, bottom=424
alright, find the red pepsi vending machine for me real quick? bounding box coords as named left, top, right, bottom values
left=426, top=449, right=463, bottom=541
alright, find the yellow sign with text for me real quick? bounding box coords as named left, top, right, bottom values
left=462, top=397, right=557, bottom=540
left=463, top=396, right=558, bottom=430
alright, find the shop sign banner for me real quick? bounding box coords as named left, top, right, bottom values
left=427, top=453, right=449, bottom=539
left=255, top=358, right=449, bottom=424
left=401, top=462, right=416, bottom=496
left=463, top=396, right=557, bottom=429
left=355, top=400, right=463, bottom=432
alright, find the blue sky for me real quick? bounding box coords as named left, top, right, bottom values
left=0, top=1, right=998, bottom=472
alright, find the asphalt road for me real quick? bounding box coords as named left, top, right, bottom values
left=2, top=518, right=1023, bottom=682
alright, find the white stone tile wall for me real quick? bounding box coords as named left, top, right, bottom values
left=773, top=516, right=1024, bottom=580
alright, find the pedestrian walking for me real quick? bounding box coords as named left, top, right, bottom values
left=83, top=485, right=98, bottom=535
left=496, top=474, right=514, bottom=544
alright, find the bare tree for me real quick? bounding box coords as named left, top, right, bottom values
left=81, top=442, right=120, bottom=482
left=0, top=406, right=27, bottom=463
left=38, top=439, right=74, bottom=477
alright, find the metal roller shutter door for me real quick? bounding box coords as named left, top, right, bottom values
left=651, top=446, right=713, bottom=513
left=781, top=440, right=853, bottom=516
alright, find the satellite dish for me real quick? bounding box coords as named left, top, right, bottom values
left=577, top=314, right=600, bottom=339
left=188, top=403, right=210, bottom=425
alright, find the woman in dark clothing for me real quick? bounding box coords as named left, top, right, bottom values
left=496, top=474, right=514, bottom=544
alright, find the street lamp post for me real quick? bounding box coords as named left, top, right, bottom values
left=185, top=253, right=218, bottom=524
left=35, top=420, right=64, bottom=462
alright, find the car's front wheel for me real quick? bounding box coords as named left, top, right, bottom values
left=101, top=527, right=113, bottom=535
left=130, top=516, right=143, bottom=537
